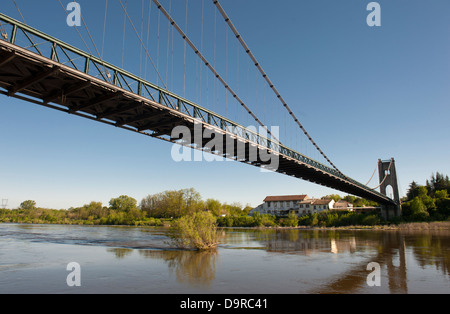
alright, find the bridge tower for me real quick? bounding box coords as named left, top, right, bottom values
left=378, top=158, right=401, bottom=219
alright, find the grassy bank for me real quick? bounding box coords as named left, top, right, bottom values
left=217, top=211, right=387, bottom=228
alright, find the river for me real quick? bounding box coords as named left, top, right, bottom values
left=0, top=223, right=448, bottom=294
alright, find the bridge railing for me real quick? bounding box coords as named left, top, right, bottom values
left=0, top=13, right=391, bottom=202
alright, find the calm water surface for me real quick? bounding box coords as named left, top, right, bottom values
left=0, top=223, right=449, bottom=294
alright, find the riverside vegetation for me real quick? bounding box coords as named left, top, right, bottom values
left=1, top=173, right=449, bottom=250
left=0, top=190, right=387, bottom=228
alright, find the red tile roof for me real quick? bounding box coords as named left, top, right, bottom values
left=311, top=199, right=333, bottom=205
left=263, top=195, right=309, bottom=202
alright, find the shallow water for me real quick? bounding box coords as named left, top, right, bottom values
left=0, top=223, right=448, bottom=294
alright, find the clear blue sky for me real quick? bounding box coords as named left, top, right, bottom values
left=0, top=0, right=449, bottom=209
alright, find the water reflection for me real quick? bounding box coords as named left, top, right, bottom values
left=307, top=231, right=409, bottom=294
left=139, top=250, right=217, bottom=287
left=260, top=229, right=449, bottom=293
left=1, top=224, right=448, bottom=293
left=107, top=248, right=133, bottom=259
left=408, top=231, right=450, bottom=276
left=97, top=228, right=450, bottom=293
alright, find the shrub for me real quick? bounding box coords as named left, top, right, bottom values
left=170, top=211, right=219, bottom=251
left=280, top=211, right=298, bottom=227
left=361, top=214, right=380, bottom=226
left=260, top=214, right=277, bottom=227
left=217, top=215, right=234, bottom=227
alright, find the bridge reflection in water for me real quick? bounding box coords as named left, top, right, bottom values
left=125, top=228, right=449, bottom=294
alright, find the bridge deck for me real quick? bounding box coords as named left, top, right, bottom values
left=0, top=13, right=396, bottom=206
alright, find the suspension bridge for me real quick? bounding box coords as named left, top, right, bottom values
left=0, top=1, right=401, bottom=217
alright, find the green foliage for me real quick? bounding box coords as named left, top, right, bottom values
left=170, top=211, right=219, bottom=250
left=109, top=195, right=137, bottom=213
left=296, top=210, right=382, bottom=227
left=140, top=188, right=202, bottom=218
left=205, top=198, right=223, bottom=217
left=406, top=181, right=421, bottom=201
left=436, top=198, right=450, bottom=217
left=280, top=211, right=299, bottom=227
left=5, top=175, right=449, bottom=228
left=402, top=172, right=450, bottom=221
left=20, top=200, right=36, bottom=211
left=361, top=214, right=381, bottom=226
left=435, top=190, right=448, bottom=199
left=216, top=212, right=276, bottom=227
left=251, top=212, right=277, bottom=227
left=409, top=197, right=430, bottom=221
left=426, top=172, right=450, bottom=196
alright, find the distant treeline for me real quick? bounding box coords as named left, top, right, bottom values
left=0, top=187, right=380, bottom=228
left=1, top=172, right=449, bottom=227
left=0, top=188, right=252, bottom=226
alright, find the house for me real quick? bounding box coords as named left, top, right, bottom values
left=249, top=195, right=309, bottom=216
left=297, top=199, right=335, bottom=216
left=250, top=195, right=335, bottom=217
left=334, top=200, right=354, bottom=211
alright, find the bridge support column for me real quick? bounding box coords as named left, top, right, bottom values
left=380, top=204, right=402, bottom=220
left=378, top=158, right=402, bottom=219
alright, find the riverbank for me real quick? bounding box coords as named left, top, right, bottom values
left=230, top=221, right=450, bottom=231
left=2, top=218, right=450, bottom=231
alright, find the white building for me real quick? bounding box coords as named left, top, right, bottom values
left=250, top=195, right=335, bottom=217
left=249, top=195, right=310, bottom=216
left=334, top=200, right=354, bottom=211
left=297, top=199, right=335, bottom=215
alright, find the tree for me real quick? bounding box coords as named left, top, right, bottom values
left=140, top=188, right=204, bottom=218
left=109, top=195, right=137, bottom=213
left=20, top=200, right=36, bottom=211
left=182, top=188, right=203, bottom=215
left=223, top=202, right=244, bottom=216
left=343, top=195, right=356, bottom=204
left=205, top=198, right=223, bottom=216
left=427, top=172, right=450, bottom=196
left=414, top=186, right=435, bottom=212
left=406, top=181, right=420, bottom=201
left=435, top=190, right=448, bottom=199
left=83, top=201, right=105, bottom=219
left=323, top=194, right=341, bottom=202
left=410, top=197, right=429, bottom=221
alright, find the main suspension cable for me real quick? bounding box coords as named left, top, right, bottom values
left=365, top=164, right=378, bottom=185
left=151, top=0, right=281, bottom=143
left=212, top=0, right=343, bottom=175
